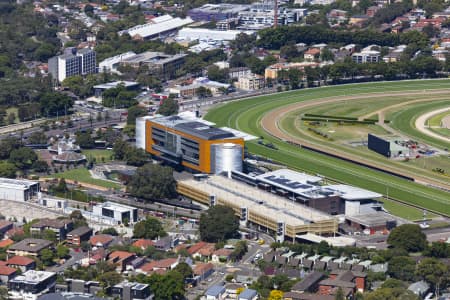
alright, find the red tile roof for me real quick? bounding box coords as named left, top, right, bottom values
left=0, top=261, right=6, bottom=266
left=132, top=239, right=155, bottom=249
left=0, top=265, right=17, bottom=276
left=140, top=258, right=178, bottom=273
left=108, top=251, right=135, bottom=260
left=193, top=263, right=214, bottom=275
left=5, top=228, right=24, bottom=238
left=89, top=234, right=113, bottom=246
left=213, top=248, right=233, bottom=257
left=6, top=256, right=35, bottom=266
left=0, top=239, right=14, bottom=248
left=197, top=244, right=216, bottom=256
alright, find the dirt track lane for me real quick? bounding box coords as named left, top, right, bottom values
left=260, top=89, right=450, bottom=190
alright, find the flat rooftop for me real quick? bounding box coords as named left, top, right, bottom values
left=119, top=15, right=193, bottom=38
left=0, top=178, right=38, bottom=189
left=93, top=81, right=139, bottom=90
left=11, top=270, right=55, bottom=284
left=182, top=175, right=332, bottom=226
left=8, top=238, right=53, bottom=252
left=95, top=201, right=136, bottom=213
left=325, top=185, right=382, bottom=200
left=255, top=169, right=323, bottom=193
left=122, top=51, right=186, bottom=65
left=253, top=169, right=381, bottom=201
left=150, top=115, right=236, bottom=140
left=346, top=212, right=397, bottom=227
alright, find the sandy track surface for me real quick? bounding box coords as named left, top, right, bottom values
left=415, top=107, right=450, bottom=143
left=260, top=90, right=450, bottom=189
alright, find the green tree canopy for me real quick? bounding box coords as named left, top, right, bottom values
left=157, top=98, right=179, bottom=116
left=387, top=256, right=417, bottom=281
left=0, top=162, right=17, bottom=178
left=200, top=205, right=239, bottom=242
left=416, top=257, right=449, bottom=290
left=387, top=224, right=427, bottom=252
left=128, top=164, right=177, bottom=200
left=133, top=217, right=167, bottom=240
left=173, top=262, right=193, bottom=279
left=127, top=105, right=147, bottom=126
left=9, top=147, right=38, bottom=170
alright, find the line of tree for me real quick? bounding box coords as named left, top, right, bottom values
left=256, top=25, right=429, bottom=50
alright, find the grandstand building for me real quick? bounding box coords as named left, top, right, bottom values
left=136, top=115, right=246, bottom=174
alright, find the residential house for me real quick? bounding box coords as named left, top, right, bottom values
left=7, top=238, right=53, bottom=258
left=225, top=283, right=245, bottom=299
left=0, top=221, right=13, bottom=236
left=111, top=281, right=153, bottom=300
left=408, top=281, right=430, bottom=298
left=327, top=9, right=348, bottom=25
left=352, top=50, right=380, bottom=63
left=154, top=236, right=177, bottom=251
left=228, top=67, right=252, bottom=80
left=132, top=239, right=155, bottom=251
left=318, top=270, right=367, bottom=296
left=0, top=265, right=17, bottom=284
left=291, top=271, right=325, bottom=293
left=283, top=292, right=334, bottom=300
left=205, top=285, right=226, bottom=300
left=30, top=219, right=74, bottom=241
left=138, top=258, right=179, bottom=275
left=66, top=226, right=93, bottom=246
left=304, top=48, right=321, bottom=61
left=0, top=239, right=14, bottom=248
left=107, top=251, right=136, bottom=273
left=195, top=244, right=216, bottom=260
left=5, top=228, right=24, bottom=240
left=6, top=256, right=36, bottom=272
left=89, top=234, right=113, bottom=248
left=212, top=248, right=233, bottom=263
left=193, top=263, right=214, bottom=281
left=235, top=269, right=261, bottom=285
left=235, top=74, right=265, bottom=91
left=349, top=15, right=369, bottom=26
left=238, top=289, right=258, bottom=300
left=366, top=6, right=380, bottom=17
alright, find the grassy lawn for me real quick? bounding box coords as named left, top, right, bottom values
left=51, top=167, right=120, bottom=189
left=300, top=121, right=390, bottom=141
left=427, top=110, right=450, bottom=127
left=380, top=198, right=436, bottom=221
left=205, top=79, right=450, bottom=217
left=5, top=107, right=19, bottom=123
left=429, top=127, right=450, bottom=139
left=304, top=95, right=419, bottom=118
left=82, top=149, right=113, bottom=163
left=280, top=105, right=449, bottom=185
left=390, top=100, right=450, bottom=149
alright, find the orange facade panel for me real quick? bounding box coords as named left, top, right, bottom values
left=144, top=119, right=244, bottom=173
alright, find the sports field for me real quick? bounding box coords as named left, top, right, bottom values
left=205, top=80, right=450, bottom=217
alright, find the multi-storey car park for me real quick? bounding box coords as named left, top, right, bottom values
left=178, top=174, right=339, bottom=242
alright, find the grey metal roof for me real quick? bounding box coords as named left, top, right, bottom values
left=206, top=285, right=226, bottom=296
left=174, top=121, right=235, bottom=140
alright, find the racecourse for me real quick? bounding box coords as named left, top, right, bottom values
left=205, top=79, right=450, bottom=217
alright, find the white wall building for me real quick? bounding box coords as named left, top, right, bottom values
left=92, top=201, right=138, bottom=224
left=119, top=15, right=193, bottom=39
left=177, top=28, right=254, bottom=41
left=99, top=51, right=136, bottom=74
left=8, top=271, right=57, bottom=300
left=48, top=49, right=96, bottom=82
left=0, top=178, right=40, bottom=202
